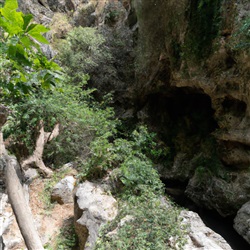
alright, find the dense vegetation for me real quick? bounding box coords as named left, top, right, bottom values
left=0, top=1, right=187, bottom=249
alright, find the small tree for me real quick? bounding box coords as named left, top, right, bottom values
left=0, top=0, right=62, bottom=98
left=0, top=1, right=62, bottom=249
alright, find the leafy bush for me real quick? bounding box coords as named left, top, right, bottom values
left=58, top=27, right=112, bottom=84
left=95, top=191, right=187, bottom=250
left=3, top=82, right=116, bottom=166
left=82, top=124, right=186, bottom=249
left=82, top=126, right=169, bottom=188
left=0, top=0, right=62, bottom=98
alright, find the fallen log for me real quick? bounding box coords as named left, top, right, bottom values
left=3, top=155, right=44, bottom=250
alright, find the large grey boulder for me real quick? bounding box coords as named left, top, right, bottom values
left=234, top=201, right=250, bottom=244
left=181, top=210, right=232, bottom=250
left=185, top=171, right=250, bottom=217
left=74, top=181, right=118, bottom=250
left=51, top=176, right=76, bottom=204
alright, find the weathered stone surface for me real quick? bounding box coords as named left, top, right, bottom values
left=1, top=194, right=24, bottom=250
left=185, top=171, right=250, bottom=217
left=18, top=0, right=54, bottom=25
left=74, top=181, right=118, bottom=250
left=24, top=168, right=39, bottom=184
left=234, top=201, right=250, bottom=244
left=51, top=176, right=76, bottom=204
left=180, top=210, right=232, bottom=250
left=47, top=0, right=75, bottom=12
left=132, top=0, right=250, bottom=218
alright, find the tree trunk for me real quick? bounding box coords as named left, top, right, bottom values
left=4, top=155, right=44, bottom=250
left=21, top=122, right=59, bottom=177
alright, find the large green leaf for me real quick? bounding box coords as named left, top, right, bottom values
left=27, top=24, right=49, bottom=35
left=2, top=0, right=18, bottom=11
left=0, top=0, right=23, bottom=34
left=7, top=44, right=17, bottom=57
left=27, top=24, right=49, bottom=44
left=20, top=36, right=31, bottom=49
left=29, top=33, right=49, bottom=44
left=22, top=14, right=33, bottom=30
left=15, top=51, right=31, bottom=66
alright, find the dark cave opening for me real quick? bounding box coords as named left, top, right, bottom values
left=144, top=87, right=249, bottom=249
left=146, top=87, right=218, bottom=157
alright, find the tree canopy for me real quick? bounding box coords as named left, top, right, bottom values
left=0, top=0, right=62, bottom=98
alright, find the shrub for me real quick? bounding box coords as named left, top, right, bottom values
left=58, top=27, right=112, bottom=84
left=95, top=191, right=187, bottom=250
left=3, top=81, right=117, bottom=167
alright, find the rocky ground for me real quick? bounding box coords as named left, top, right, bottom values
left=2, top=176, right=74, bottom=249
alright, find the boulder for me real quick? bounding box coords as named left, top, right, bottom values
left=24, top=168, right=39, bottom=184
left=186, top=172, right=250, bottom=217
left=18, top=0, right=54, bottom=25
left=1, top=193, right=24, bottom=250
left=51, top=176, right=76, bottom=204
left=234, top=201, right=250, bottom=244
left=74, top=181, right=118, bottom=250
left=180, top=210, right=232, bottom=250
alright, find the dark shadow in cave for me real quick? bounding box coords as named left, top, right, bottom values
left=146, top=87, right=218, bottom=157
left=222, top=96, right=247, bottom=117
left=146, top=87, right=249, bottom=249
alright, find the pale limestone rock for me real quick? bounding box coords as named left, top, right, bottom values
left=181, top=210, right=232, bottom=250
left=74, top=181, right=118, bottom=250
left=1, top=194, right=24, bottom=250
left=24, top=168, right=39, bottom=184
left=51, top=176, right=76, bottom=204
left=234, top=201, right=250, bottom=244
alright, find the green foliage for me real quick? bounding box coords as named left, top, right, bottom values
left=58, top=27, right=112, bottom=84
left=192, top=136, right=230, bottom=183
left=3, top=82, right=116, bottom=166
left=119, top=157, right=163, bottom=194
left=104, top=3, right=121, bottom=25
left=56, top=224, right=78, bottom=250
left=81, top=126, right=169, bottom=192
left=90, top=125, right=186, bottom=249
left=95, top=191, right=187, bottom=250
left=0, top=0, right=62, bottom=97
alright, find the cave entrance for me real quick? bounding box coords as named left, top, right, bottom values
left=147, top=87, right=218, bottom=157
left=145, top=87, right=249, bottom=250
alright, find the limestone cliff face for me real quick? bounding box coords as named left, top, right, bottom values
left=133, top=0, right=250, bottom=217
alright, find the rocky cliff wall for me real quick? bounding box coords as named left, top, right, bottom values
left=133, top=0, right=250, bottom=218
